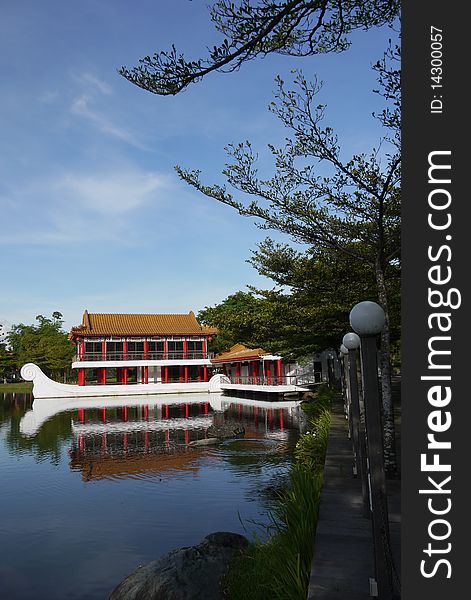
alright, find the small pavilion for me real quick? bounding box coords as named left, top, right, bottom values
left=211, top=343, right=294, bottom=385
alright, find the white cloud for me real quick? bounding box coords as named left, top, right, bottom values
left=38, top=90, right=59, bottom=104
left=55, top=170, right=170, bottom=214
left=0, top=167, right=176, bottom=244
left=78, top=72, right=113, bottom=95
left=70, top=94, right=145, bottom=148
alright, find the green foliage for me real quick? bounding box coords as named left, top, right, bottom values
left=0, top=382, right=33, bottom=393
left=0, top=344, right=17, bottom=380
left=224, top=386, right=334, bottom=600
left=198, top=291, right=264, bottom=353
left=119, top=1, right=399, bottom=96
left=7, top=313, right=75, bottom=380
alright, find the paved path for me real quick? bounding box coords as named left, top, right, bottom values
left=308, top=387, right=401, bottom=599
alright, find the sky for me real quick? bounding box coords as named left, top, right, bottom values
left=0, top=0, right=399, bottom=332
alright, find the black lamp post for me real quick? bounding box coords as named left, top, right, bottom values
left=339, top=344, right=349, bottom=425
left=342, top=331, right=369, bottom=517
left=350, top=301, right=394, bottom=600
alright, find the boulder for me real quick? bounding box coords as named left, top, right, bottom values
left=188, top=437, right=220, bottom=447
left=109, top=532, right=249, bottom=600
left=206, top=421, right=245, bottom=439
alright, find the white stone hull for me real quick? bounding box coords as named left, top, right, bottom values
left=20, top=363, right=227, bottom=399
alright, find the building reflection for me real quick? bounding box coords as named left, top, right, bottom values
left=68, top=400, right=302, bottom=482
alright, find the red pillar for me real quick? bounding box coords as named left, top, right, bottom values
left=102, top=340, right=106, bottom=360
left=183, top=339, right=188, bottom=359
left=236, top=363, right=241, bottom=384
left=144, top=339, right=148, bottom=359
left=266, top=361, right=271, bottom=385
left=280, top=409, right=284, bottom=431
left=78, top=408, right=85, bottom=423
left=77, top=339, right=84, bottom=361
left=184, top=366, right=188, bottom=383
left=251, top=361, right=257, bottom=382
left=123, top=339, right=128, bottom=360
left=202, top=339, right=207, bottom=358
left=123, top=406, right=128, bottom=421
left=101, top=408, right=106, bottom=422
left=123, top=367, right=128, bottom=385
left=144, top=366, right=149, bottom=384
left=203, top=365, right=208, bottom=382
left=78, top=368, right=85, bottom=386
left=277, top=359, right=282, bottom=385
left=98, top=367, right=106, bottom=385
left=163, top=339, right=168, bottom=359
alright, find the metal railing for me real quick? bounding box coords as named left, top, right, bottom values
left=75, top=351, right=212, bottom=362
left=226, top=375, right=297, bottom=386
left=225, top=375, right=321, bottom=386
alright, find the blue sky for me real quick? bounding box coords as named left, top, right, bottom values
left=0, top=1, right=398, bottom=332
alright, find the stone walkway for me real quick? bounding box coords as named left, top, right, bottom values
left=308, top=385, right=401, bottom=599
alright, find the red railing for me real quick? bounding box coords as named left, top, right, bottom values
left=225, top=375, right=321, bottom=386
left=75, top=351, right=213, bottom=362
left=226, top=375, right=297, bottom=386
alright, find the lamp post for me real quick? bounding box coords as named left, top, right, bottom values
left=342, top=332, right=369, bottom=516
left=350, top=301, right=394, bottom=600
left=338, top=346, right=345, bottom=390
left=339, top=344, right=350, bottom=432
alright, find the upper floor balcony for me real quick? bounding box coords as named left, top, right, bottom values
left=74, top=351, right=214, bottom=362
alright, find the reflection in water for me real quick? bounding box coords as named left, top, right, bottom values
left=1, top=392, right=303, bottom=600
left=67, top=399, right=302, bottom=482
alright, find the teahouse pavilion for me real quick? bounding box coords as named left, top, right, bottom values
left=211, top=343, right=296, bottom=385
left=69, top=311, right=217, bottom=386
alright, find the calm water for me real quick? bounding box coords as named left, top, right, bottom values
left=0, top=392, right=305, bottom=600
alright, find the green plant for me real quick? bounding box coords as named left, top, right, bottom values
left=224, top=387, right=333, bottom=599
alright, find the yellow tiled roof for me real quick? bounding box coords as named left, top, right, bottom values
left=70, top=310, right=218, bottom=337
left=212, top=343, right=269, bottom=363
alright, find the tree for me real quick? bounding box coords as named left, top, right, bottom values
left=119, top=4, right=401, bottom=471
left=199, top=242, right=400, bottom=361
left=8, top=313, right=75, bottom=382
left=119, top=0, right=399, bottom=95
left=179, top=46, right=400, bottom=471
left=0, top=344, right=18, bottom=382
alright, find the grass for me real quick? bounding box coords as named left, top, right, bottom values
left=223, top=385, right=333, bottom=600
left=0, top=382, right=33, bottom=393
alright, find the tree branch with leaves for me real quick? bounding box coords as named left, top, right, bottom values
left=119, top=0, right=399, bottom=95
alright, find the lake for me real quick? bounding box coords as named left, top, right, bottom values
left=0, top=392, right=305, bottom=599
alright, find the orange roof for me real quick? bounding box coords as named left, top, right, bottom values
left=69, top=450, right=211, bottom=481
left=212, top=343, right=269, bottom=363
left=70, top=310, right=218, bottom=338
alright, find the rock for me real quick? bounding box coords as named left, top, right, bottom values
left=109, top=532, right=249, bottom=600
left=206, top=421, right=245, bottom=439
left=188, top=437, right=221, bottom=447
left=301, top=391, right=317, bottom=402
